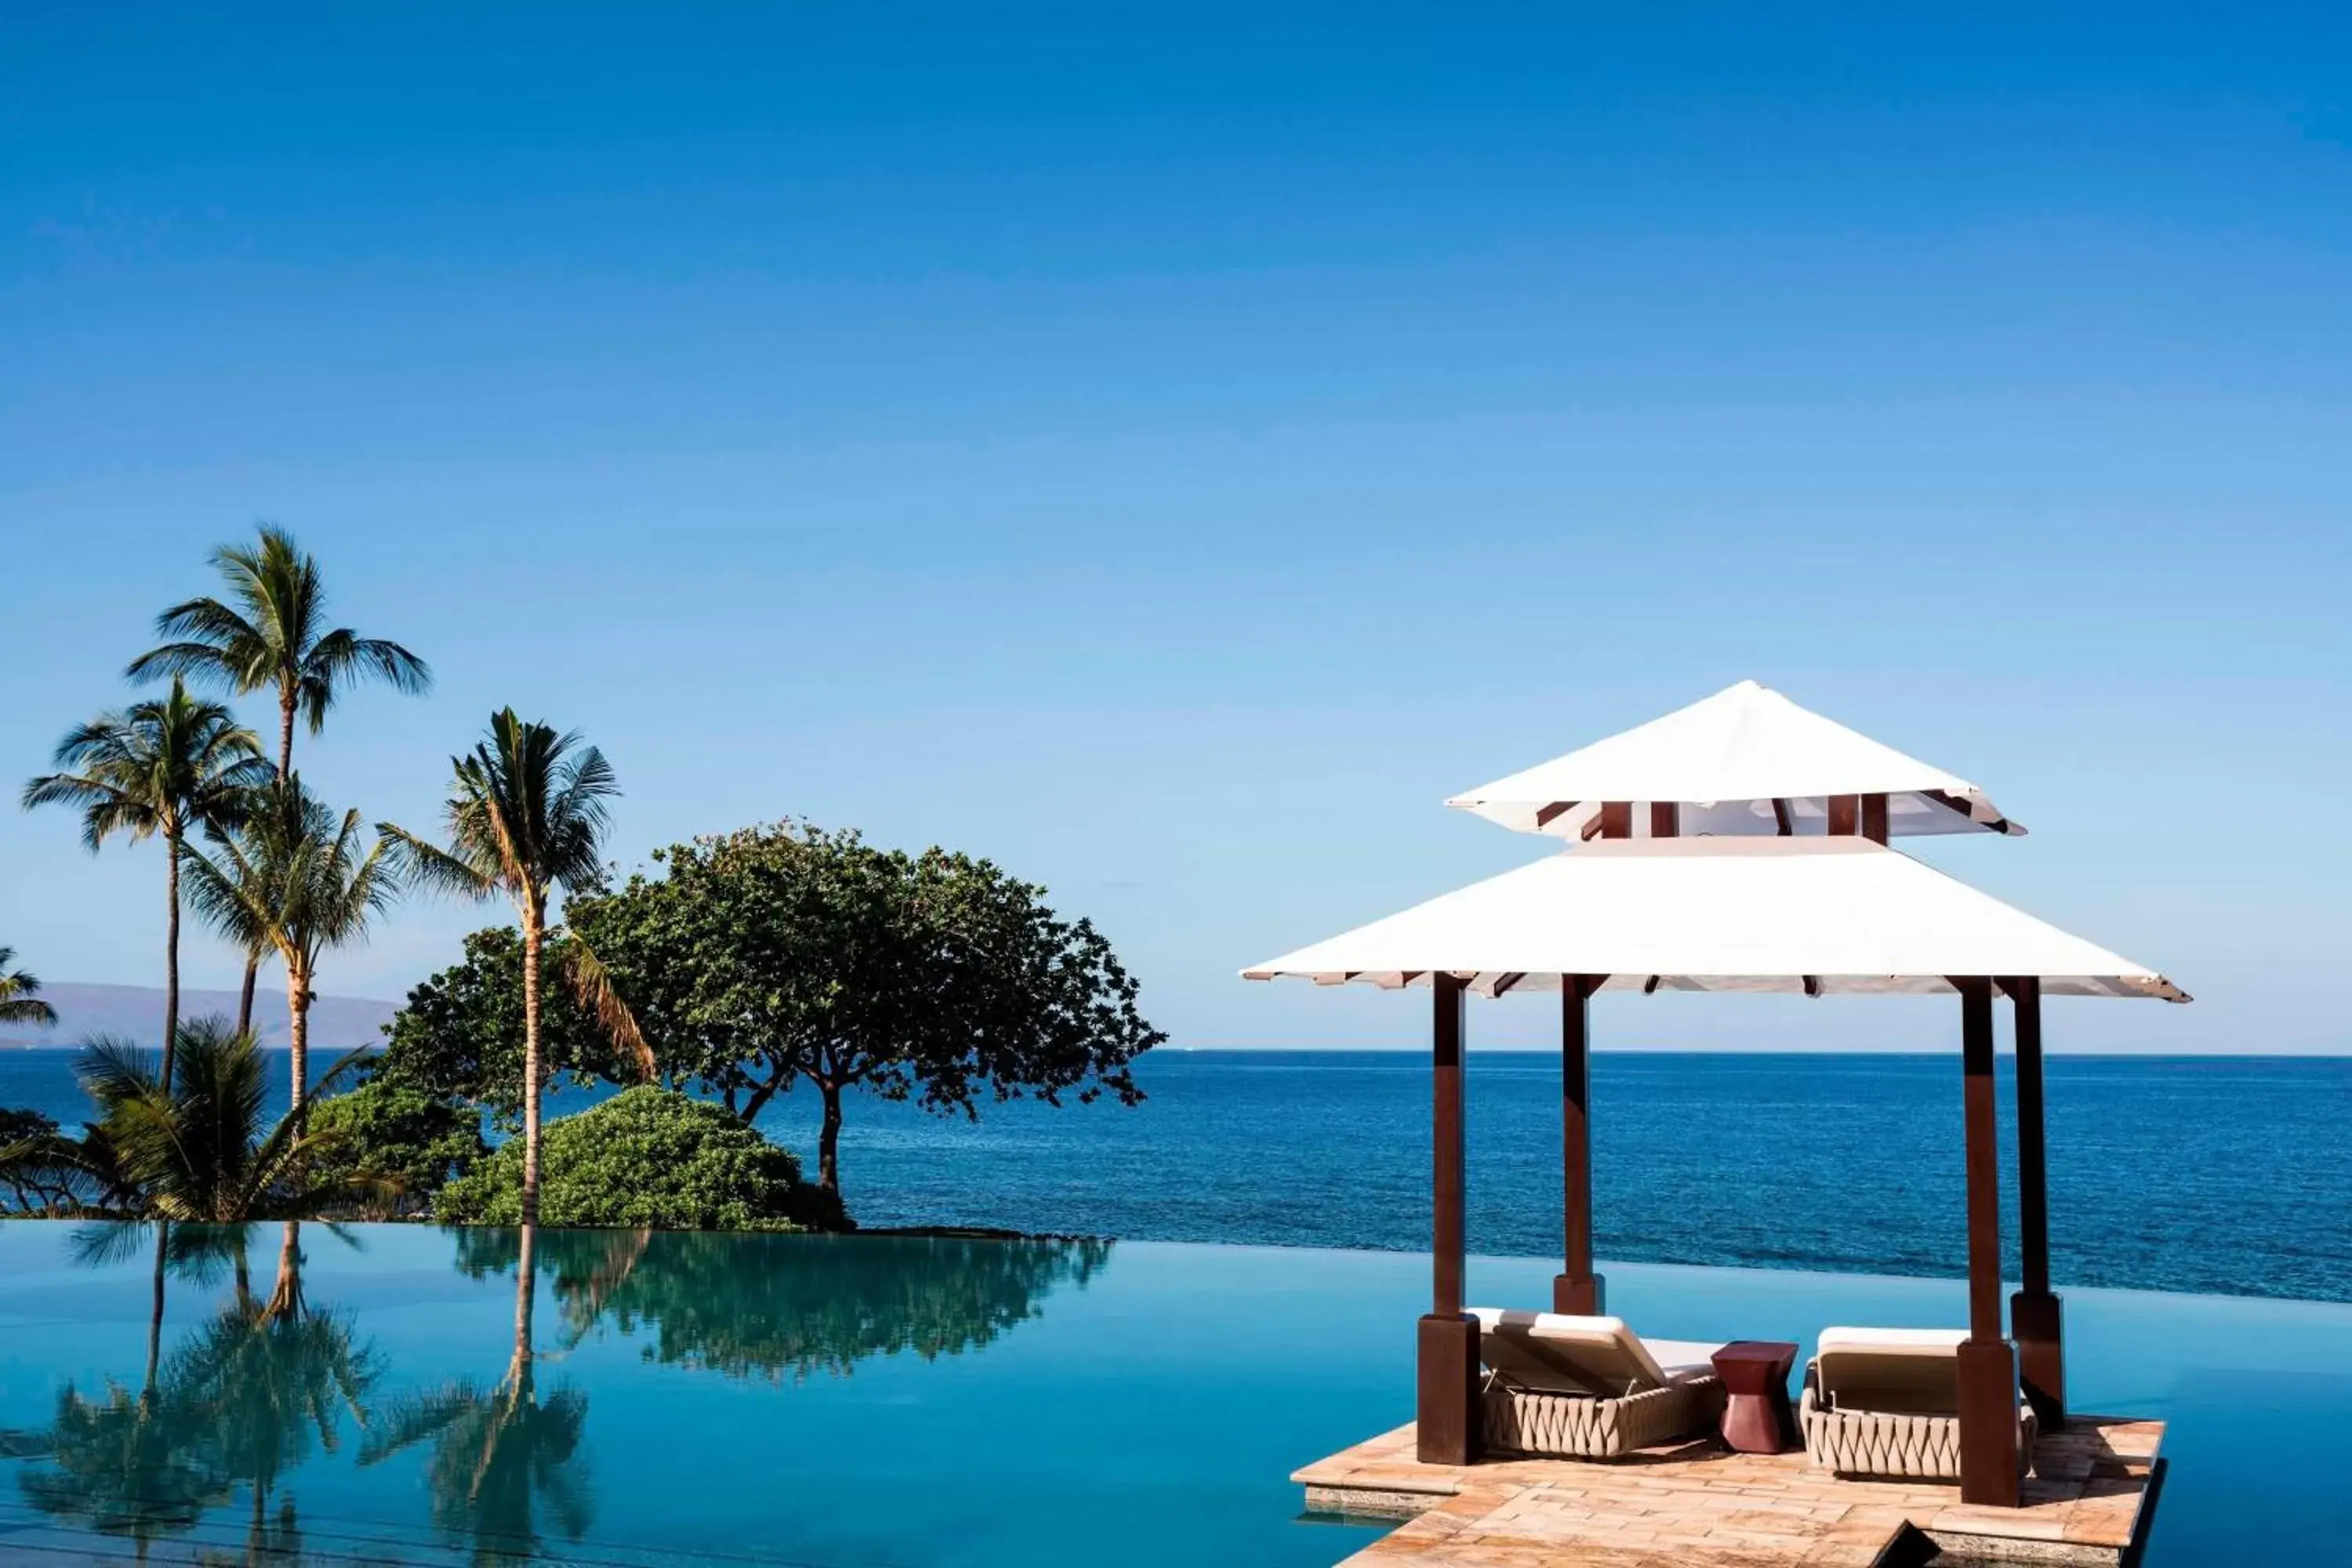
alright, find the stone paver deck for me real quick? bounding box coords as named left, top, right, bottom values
left=1296, top=1417, right=2163, bottom=1567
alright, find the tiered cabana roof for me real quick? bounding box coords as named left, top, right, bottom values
left=1244, top=837, right=2183, bottom=1000
left=1446, top=679, right=2022, bottom=839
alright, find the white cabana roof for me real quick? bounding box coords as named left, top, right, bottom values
left=1242, top=837, right=2184, bottom=1001
left=1446, top=680, right=2023, bottom=840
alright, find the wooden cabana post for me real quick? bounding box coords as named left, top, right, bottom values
left=1417, top=972, right=1480, bottom=1465
left=1555, top=975, right=1604, bottom=1316
left=1955, top=977, right=2024, bottom=1506
left=2004, top=975, right=2067, bottom=1428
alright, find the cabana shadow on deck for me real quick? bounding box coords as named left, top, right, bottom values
left=1298, top=1416, right=2164, bottom=1567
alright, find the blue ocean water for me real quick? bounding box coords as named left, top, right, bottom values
left=5, top=1049, right=2347, bottom=1303
left=2, top=1223, right=2349, bottom=1566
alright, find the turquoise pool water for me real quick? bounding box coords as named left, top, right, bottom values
left=1, top=1221, right=2345, bottom=1565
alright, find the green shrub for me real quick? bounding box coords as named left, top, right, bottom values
left=307, top=1080, right=487, bottom=1215
left=435, top=1087, right=845, bottom=1232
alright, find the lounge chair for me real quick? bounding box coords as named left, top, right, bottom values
left=1468, top=1308, right=1728, bottom=1459
left=1798, top=1327, right=2038, bottom=1481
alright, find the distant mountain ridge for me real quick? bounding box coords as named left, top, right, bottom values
left=0, top=982, right=399, bottom=1051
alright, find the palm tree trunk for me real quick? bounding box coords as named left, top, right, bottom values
left=521, top=913, right=544, bottom=1229
left=236, top=959, right=257, bottom=1038
left=143, top=1220, right=169, bottom=1406
left=276, top=689, right=296, bottom=779
left=162, top=839, right=182, bottom=1089
left=287, top=960, right=309, bottom=1121
left=511, top=1222, right=537, bottom=1385
left=264, top=1220, right=303, bottom=1322
left=245, top=687, right=296, bottom=1040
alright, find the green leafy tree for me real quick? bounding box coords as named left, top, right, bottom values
left=372, top=926, right=629, bottom=1130
left=574, top=821, right=1162, bottom=1194
left=379, top=710, right=649, bottom=1228
left=437, top=1087, right=843, bottom=1231
left=21, top=682, right=270, bottom=1081
left=1, top=1109, right=76, bottom=1212
left=0, top=945, right=59, bottom=1032
left=304, top=1079, right=486, bottom=1216
left=182, top=777, right=397, bottom=1118
left=125, top=524, right=432, bottom=1036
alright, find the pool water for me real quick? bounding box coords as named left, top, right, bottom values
left=0, top=1221, right=2344, bottom=1565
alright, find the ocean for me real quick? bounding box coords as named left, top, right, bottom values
left=5, top=1047, right=2346, bottom=1303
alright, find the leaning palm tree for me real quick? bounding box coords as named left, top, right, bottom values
left=380, top=710, right=649, bottom=1227
left=21, top=682, right=270, bottom=1082
left=0, top=945, right=60, bottom=1030
left=126, top=523, right=430, bottom=1032
left=181, top=780, right=397, bottom=1119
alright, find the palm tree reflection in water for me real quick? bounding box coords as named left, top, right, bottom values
left=360, top=1225, right=595, bottom=1565
left=9, top=1222, right=377, bottom=1564
left=13, top=1225, right=1110, bottom=1563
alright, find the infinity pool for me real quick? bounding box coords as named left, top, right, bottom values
left=2, top=1221, right=2345, bottom=1565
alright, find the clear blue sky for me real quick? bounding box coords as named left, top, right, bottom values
left=3, top=3, right=2346, bottom=1052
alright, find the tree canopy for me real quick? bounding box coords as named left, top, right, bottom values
left=570, top=820, right=1163, bottom=1193
left=372, top=926, right=630, bottom=1129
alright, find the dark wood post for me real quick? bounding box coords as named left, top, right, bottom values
left=2004, top=976, right=2066, bottom=1428
left=1555, top=975, right=1604, bottom=1315
left=1417, top=973, right=1480, bottom=1464
left=1649, top=801, right=1680, bottom=838
left=1827, top=794, right=1859, bottom=836
left=1955, top=978, right=2022, bottom=1505
left=1861, top=792, right=1889, bottom=844
left=1598, top=801, right=1633, bottom=839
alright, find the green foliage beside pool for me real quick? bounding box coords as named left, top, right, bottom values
left=306, top=1078, right=488, bottom=1214
left=436, top=1087, right=847, bottom=1232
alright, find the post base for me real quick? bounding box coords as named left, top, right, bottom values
left=1551, top=1272, right=1606, bottom=1316
left=1416, top=1312, right=1482, bottom=1465
left=2012, top=1288, right=2066, bottom=1431
left=1955, top=1337, right=2023, bottom=1508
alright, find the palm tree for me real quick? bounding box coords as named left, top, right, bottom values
left=126, top=522, right=430, bottom=1032
left=21, top=683, right=270, bottom=1083
left=25, top=1022, right=381, bottom=1224
left=181, top=779, right=397, bottom=1119
left=0, top=945, right=59, bottom=1030
left=380, top=710, right=649, bottom=1227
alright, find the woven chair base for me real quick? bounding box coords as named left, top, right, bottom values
left=1483, top=1377, right=1723, bottom=1460
left=1798, top=1387, right=2038, bottom=1480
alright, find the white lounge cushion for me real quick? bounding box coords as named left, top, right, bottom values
left=1814, top=1327, right=1969, bottom=1416
left=1469, top=1308, right=1727, bottom=1397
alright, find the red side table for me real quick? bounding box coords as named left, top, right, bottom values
left=1711, top=1340, right=1799, bottom=1454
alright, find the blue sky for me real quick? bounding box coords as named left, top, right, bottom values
left=2, top=3, right=2346, bottom=1052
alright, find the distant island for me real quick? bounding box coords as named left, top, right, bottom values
left=0, top=981, right=396, bottom=1051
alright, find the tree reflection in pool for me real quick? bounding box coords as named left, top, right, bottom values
left=1, top=1223, right=1116, bottom=1565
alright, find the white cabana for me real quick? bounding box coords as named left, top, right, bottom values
left=1247, top=833, right=2183, bottom=1504
left=1446, top=680, right=2023, bottom=840
left=1242, top=837, right=2183, bottom=1001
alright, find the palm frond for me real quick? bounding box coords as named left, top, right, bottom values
left=561, top=938, right=655, bottom=1082
left=377, top=822, right=499, bottom=900
left=74, top=1037, right=162, bottom=1110
left=179, top=837, right=278, bottom=957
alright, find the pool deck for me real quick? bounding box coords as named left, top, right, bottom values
left=1297, top=1417, right=2164, bottom=1567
